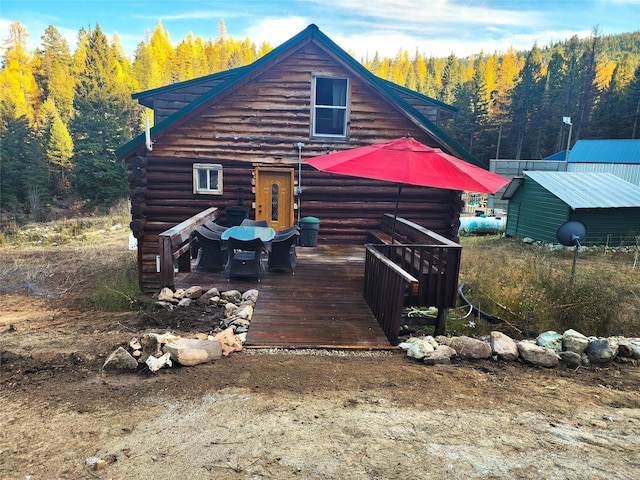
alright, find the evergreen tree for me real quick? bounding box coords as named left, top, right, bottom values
left=41, top=98, right=74, bottom=195
left=71, top=24, right=135, bottom=206
left=509, top=44, right=545, bottom=159
left=440, top=54, right=461, bottom=104
left=0, top=102, right=45, bottom=210
left=35, top=25, right=75, bottom=122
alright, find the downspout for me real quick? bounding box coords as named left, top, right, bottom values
left=296, top=142, right=304, bottom=224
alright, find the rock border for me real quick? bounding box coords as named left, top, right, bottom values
left=400, top=330, right=640, bottom=368
left=103, top=286, right=259, bottom=372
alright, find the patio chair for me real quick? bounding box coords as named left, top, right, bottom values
left=203, top=221, right=229, bottom=233
left=275, top=225, right=300, bottom=236
left=193, top=227, right=228, bottom=272
left=226, top=236, right=265, bottom=281
left=240, top=219, right=269, bottom=227
left=268, top=229, right=300, bottom=274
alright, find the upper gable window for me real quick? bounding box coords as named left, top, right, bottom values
left=193, top=163, right=223, bottom=195
left=312, top=77, right=348, bottom=138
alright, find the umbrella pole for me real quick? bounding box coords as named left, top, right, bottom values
left=391, top=184, right=402, bottom=244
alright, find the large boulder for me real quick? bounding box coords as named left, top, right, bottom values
left=406, top=338, right=435, bottom=360
left=490, top=331, right=519, bottom=361
left=537, top=331, right=563, bottom=352
left=517, top=342, right=559, bottom=367
left=423, top=345, right=457, bottom=365
left=163, top=338, right=222, bottom=366
left=213, top=327, right=244, bottom=356
left=448, top=336, right=492, bottom=360
left=102, top=347, right=138, bottom=370
left=586, top=338, right=618, bottom=364
left=562, top=329, right=589, bottom=355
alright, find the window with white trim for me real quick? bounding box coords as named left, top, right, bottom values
left=193, top=163, right=223, bottom=194
left=312, top=77, right=348, bottom=138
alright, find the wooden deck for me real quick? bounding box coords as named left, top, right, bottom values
left=175, top=244, right=395, bottom=349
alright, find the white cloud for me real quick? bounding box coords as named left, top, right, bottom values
left=242, top=16, right=310, bottom=48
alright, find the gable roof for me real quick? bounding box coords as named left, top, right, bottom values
left=116, top=24, right=481, bottom=167
left=568, top=139, right=640, bottom=164
left=524, top=171, right=640, bottom=209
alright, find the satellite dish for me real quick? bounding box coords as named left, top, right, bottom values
left=556, top=220, right=587, bottom=285
left=556, top=220, right=587, bottom=247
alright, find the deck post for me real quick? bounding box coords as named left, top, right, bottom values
left=435, top=308, right=448, bottom=336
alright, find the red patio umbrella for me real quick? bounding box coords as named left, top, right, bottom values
left=305, top=136, right=509, bottom=241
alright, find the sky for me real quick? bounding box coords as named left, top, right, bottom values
left=1, top=0, right=640, bottom=60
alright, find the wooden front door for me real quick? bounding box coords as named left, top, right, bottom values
left=255, top=168, right=295, bottom=230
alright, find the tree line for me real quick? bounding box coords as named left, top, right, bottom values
left=1, top=19, right=639, bottom=221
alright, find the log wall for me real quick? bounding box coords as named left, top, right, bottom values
left=127, top=42, right=464, bottom=292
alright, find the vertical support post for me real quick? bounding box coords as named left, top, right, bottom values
left=434, top=308, right=448, bottom=336
left=159, top=235, right=175, bottom=289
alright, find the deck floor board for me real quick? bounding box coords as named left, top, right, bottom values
left=176, top=244, right=394, bottom=349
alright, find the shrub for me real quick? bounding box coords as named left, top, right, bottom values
left=89, top=255, right=140, bottom=312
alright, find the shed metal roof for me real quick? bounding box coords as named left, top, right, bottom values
left=568, top=139, right=640, bottom=164
left=524, top=171, right=640, bottom=209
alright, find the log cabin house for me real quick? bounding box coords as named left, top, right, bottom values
left=116, top=24, right=481, bottom=293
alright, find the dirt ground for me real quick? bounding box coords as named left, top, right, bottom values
left=1, top=239, right=639, bottom=479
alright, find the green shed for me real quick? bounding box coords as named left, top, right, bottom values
left=503, top=171, right=640, bottom=245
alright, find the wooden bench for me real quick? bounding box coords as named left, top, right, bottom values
left=366, top=214, right=462, bottom=335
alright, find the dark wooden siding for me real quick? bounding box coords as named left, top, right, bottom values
left=128, top=42, right=463, bottom=291
left=138, top=74, right=237, bottom=123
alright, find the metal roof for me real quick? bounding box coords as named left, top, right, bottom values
left=524, top=171, right=640, bottom=208
left=568, top=139, right=640, bottom=164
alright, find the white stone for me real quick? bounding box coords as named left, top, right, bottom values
left=177, top=298, right=193, bottom=307
left=406, top=338, right=435, bottom=360
left=163, top=338, right=222, bottom=366
left=242, top=289, right=259, bottom=304
left=490, top=331, right=519, bottom=361
left=145, top=352, right=172, bottom=372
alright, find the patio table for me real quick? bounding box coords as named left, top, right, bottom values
left=221, top=226, right=276, bottom=242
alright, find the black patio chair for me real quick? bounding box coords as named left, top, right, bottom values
left=226, top=236, right=265, bottom=281
left=203, top=220, right=229, bottom=233
left=275, top=225, right=300, bottom=236
left=268, top=229, right=300, bottom=274
left=240, top=219, right=269, bottom=227
left=193, top=227, right=228, bottom=272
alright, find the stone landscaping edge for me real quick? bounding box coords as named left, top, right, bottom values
left=102, top=285, right=640, bottom=372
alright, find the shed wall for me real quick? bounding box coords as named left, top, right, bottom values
left=505, top=180, right=570, bottom=242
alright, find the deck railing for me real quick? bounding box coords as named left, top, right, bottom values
left=364, top=229, right=462, bottom=341
left=364, top=245, right=418, bottom=345
left=157, top=207, right=220, bottom=289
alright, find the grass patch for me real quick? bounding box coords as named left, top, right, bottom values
left=457, top=235, right=640, bottom=338
left=89, top=254, right=141, bottom=312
